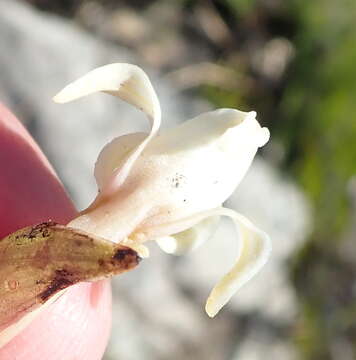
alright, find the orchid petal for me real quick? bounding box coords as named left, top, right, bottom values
left=53, top=63, right=161, bottom=192
left=204, top=208, right=271, bottom=317
left=149, top=206, right=270, bottom=317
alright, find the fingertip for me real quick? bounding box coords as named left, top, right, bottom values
left=0, top=104, right=112, bottom=358
left=0, top=102, right=76, bottom=237
left=0, top=281, right=112, bottom=360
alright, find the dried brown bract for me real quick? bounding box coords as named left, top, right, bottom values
left=0, top=222, right=140, bottom=331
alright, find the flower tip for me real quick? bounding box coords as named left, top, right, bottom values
left=248, top=110, right=257, bottom=119
left=52, top=91, right=67, bottom=104
left=257, top=127, right=270, bottom=147
left=205, top=299, right=219, bottom=318
left=53, top=83, right=81, bottom=104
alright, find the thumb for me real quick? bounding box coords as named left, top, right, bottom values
left=0, top=103, right=112, bottom=359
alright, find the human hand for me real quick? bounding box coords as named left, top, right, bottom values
left=0, top=103, right=111, bottom=360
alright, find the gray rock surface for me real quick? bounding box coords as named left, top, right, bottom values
left=0, top=1, right=311, bottom=359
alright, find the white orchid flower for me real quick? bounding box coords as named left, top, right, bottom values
left=54, top=63, right=271, bottom=317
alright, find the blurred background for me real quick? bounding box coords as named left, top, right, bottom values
left=0, top=0, right=355, bottom=359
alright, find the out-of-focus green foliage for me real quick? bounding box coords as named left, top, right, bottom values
left=202, top=1, right=356, bottom=359
left=225, top=0, right=257, bottom=16
left=279, top=1, right=356, bottom=359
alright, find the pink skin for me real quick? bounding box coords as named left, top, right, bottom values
left=0, top=103, right=112, bottom=359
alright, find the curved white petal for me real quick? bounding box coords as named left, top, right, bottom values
left=156, top=216, right=219, bottom=255
left=53, top=63, right=161, bottom=192
left=204, top=208, right=271, bottom=317
left=150, top=206, right=270, bottom=317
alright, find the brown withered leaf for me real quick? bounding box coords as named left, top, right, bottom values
left=0, top=222, right=141, bottom=330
